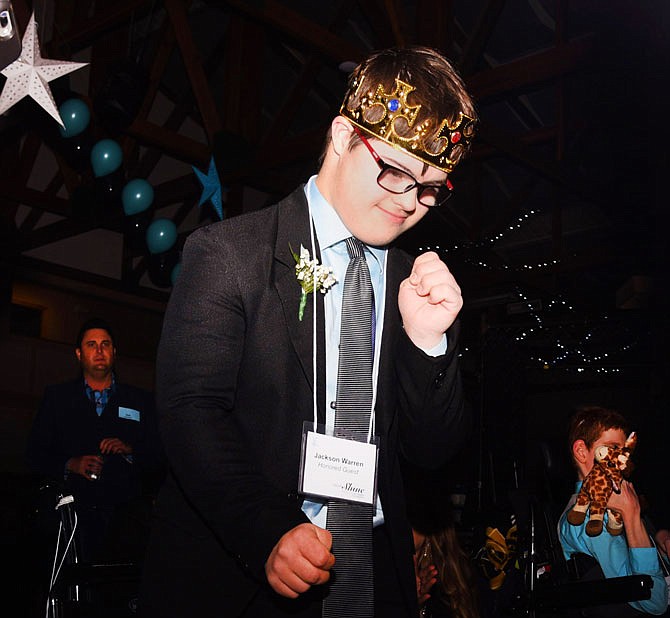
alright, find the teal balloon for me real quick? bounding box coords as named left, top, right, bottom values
left=170, top=261, right=181, bottom=286
left=146, top=218, right=177, bottom=255
left=58, top=98, right=90, bottom=138
left=122, top=178, right=154, bottom=215
left=90, top=138, right=122, bottom=178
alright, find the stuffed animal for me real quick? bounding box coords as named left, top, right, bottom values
left=567, top=431, right=637, bottom=536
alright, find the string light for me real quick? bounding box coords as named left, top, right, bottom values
left=420, top=209, right=541, bottom=255
left=520, top=288, right=642, bottom=370
left=455, top=285, right=645, bottom=375
left=416, top=205, right=645, bottom=375
left=458, top=257, right=561, bottom=272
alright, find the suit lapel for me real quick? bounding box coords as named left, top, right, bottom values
left=274, top=187, right=327, bottom=423
left=273, top=189, right=410, bottom=430
left=374, top=247, right=408, bottom=438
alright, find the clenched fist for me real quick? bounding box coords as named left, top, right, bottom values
left=398, top=252, right=462, bottom=350
left=265, top=523, right=335, bottom=598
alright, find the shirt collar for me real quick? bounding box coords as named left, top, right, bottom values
left=305, top=175, right=385, bottom=266
left=83, top=374, right=116, bottom=395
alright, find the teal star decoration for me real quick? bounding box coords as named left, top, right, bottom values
left=193, top=156, right=223, bottom=220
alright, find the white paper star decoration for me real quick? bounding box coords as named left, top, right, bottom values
left=0, top=12, right=88, bottom=126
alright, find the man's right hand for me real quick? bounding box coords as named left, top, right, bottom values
left=608, top=480, right=652, bottom=548
left=66, top=454, right=104, bottom=481
left=607, top=480, right=641, bottom=522
left=265, top=523, right=335, bottom=598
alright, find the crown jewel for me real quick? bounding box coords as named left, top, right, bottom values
left=340, top=76, right=476, bottom=173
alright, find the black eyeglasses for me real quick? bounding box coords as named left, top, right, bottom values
left=352, top=125, right=453, bottom=207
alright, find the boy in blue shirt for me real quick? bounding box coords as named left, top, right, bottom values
left=559, top=406, right=668, bottom=615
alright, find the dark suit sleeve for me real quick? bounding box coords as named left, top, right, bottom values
left=155, top=225, right=308, bottom=578
left=395, top=319, right=470, bottom=470
left=123, top=386, right=166, bottom=495
left=26, top=385, right=72, bottom=482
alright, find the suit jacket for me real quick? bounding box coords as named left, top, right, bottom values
left=140, top=186, right=469, bottom=617
left=26, top=377, right=165, bottom=508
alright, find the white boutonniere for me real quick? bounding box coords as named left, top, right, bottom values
left=290, top=244, right=337, bottom=321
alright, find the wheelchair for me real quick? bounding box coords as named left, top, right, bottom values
left=36, top=484, right=143, bottom=618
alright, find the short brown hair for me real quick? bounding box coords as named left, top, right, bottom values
left=76, top=317, right=116, bottom=349
left=567, top=405, right=629, bottom=452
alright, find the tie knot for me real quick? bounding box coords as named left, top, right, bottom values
left=345, top=236, right=365, bottom=260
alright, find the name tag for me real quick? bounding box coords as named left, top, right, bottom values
left=119, top=407, right=140, bottom=422
left=300, top=428, right=378, bottom=506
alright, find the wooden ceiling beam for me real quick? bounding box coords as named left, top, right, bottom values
left=164, top=0, right=222, bottom=143
left=87, top=11, right=131, bottom=125
left=17, top=208, right=44, bottom=235
left=219, top=14, right=264, bottom=219
left=3, top=186, right=70, bottom=216
left=135, top=14, right=176, bottom=122
left=18, top=167, right=68, bottom=235
left=17, top=134, right=42, bottom=185
left=17, top=216, right=115, bottom=252
left=121, top=11, right=178, bottom=170
left=383, top=0, right=408, bottom=47
left=467, top=35, right=596, bottom=101
left=231, top=126, right=326, bottom=178
left=458, top=0, right=506, bottom=76
left=17, top=255, right=169, bottom=304
left=153, top=175, right=200, bottom=207
left=224, top=0, right=366, bottom=63
left=125, top=118, right=210, bottom=166
left=130, top=12, right=242, bottom=178
left=476, top=121, right=596, bottom=204
left=260, top=0, right=356, bottom=148
left=132, top=101, right=194, bottom=179
left=355, top=0, right=397, bottom=48
left=50, top=0, right=153, bottom=54
left=472, top=125, right=560, bottom=159
left=221, top=14, right=264, bottom=142
left=415, top=0, right=454, bottom=51
left=8, top=0, right=30, bottom=30
left=51, top=149, right=86, bottom=195
left=259, top=55, right=325, bottom=149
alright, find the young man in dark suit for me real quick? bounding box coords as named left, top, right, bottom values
left=26, top=317, right=165, bottom=564
left=140, top=46, right=477, bottom=618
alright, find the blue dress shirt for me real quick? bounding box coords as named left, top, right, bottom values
left=559, top=481, right=668, bottom=614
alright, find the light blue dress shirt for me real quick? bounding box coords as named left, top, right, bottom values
left=300, top=176, right=447, bottom=528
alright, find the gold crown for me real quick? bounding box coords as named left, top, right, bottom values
left=340, top=77, right=476, bottom=173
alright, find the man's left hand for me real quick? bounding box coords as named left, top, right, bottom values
left=99, top=437, right=132, bottom=455
left=399, top=252, right=462, bottom=349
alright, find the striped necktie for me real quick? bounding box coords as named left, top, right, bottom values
left=323, top=236, right=374, bottom=618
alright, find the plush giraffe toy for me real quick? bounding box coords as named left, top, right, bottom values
left=567, top=431, right=637, bottom=536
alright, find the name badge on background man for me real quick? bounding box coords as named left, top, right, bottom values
left=119, top=407, right=140, bottom=422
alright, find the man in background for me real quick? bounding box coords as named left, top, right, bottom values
left=26, top=316, right=165, bottom=564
